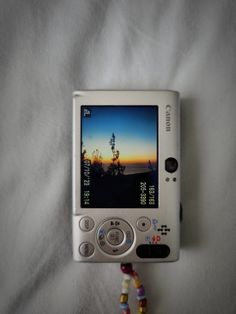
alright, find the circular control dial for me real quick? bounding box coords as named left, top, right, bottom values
left=97, top=218, right=134, bottom=256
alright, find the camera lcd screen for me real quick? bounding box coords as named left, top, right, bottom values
left=80, top=106, right=158, bottom=208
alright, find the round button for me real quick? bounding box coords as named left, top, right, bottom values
left=97, top=218, right=134, bottom=255
left=165, top=157, right=178, bottom=173
left=107, top=228, right=124, bottom=246
left=79, top=216, right=94, bottom=232
left=79, top=242, right=94, bottom=257
left=136, top=217, right=151, bottom=232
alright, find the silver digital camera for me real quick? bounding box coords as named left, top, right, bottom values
left=73, top=90, right=180, bottom=262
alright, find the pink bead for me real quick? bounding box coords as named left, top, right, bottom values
left=121, top=263, right=133, bottom=274
left=123, top=274, right=132, bottom=281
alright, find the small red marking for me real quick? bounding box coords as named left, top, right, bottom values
left=152, top=235, right=161, bottom=244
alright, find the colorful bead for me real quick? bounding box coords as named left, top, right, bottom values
left=120, top=264, right=147, bottom=314
left=137, top=295, right=146, bottom=301
left=121, top=263, right=133, bottom=274
left=138, top=306, right=147, bottom=313
left=139, top=298, right=147, bottom=307
left=122, top=280, right=130, bottom=289
left=123, top=278, right=131, bottom=284
left=123, top=274, right=132, bottom=281
left=133, top=278, right=142, bottom=288
left=120, top=294, right=128, bottom=303
left=121, top=287, right=129, bottom=294
left=119, top=303, right=129, bottom=310
left=137, top=285, right=145, bottom=296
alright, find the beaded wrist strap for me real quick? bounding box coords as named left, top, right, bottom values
left=120, top=263, right=147, bottom=314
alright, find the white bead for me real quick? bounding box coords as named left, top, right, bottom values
left=123, top=274, right=132, bottom=281
left=121, top=287, right=129, bottom=294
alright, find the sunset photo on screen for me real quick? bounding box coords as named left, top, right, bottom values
left=81, top=106, right=158, bottom=208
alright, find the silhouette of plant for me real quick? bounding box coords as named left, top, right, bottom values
left=81, top=141, right=87, bottom=161
left=148, top=160, right=154, bottom=172
left=91, top=149, right=105, bottom=177
left=107, top=133, right=125, bottom=176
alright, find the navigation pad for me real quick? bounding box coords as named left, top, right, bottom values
left=97, top=218, right=134, bottom=255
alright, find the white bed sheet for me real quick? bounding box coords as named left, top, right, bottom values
left=0, top=1, right=236, bottom=313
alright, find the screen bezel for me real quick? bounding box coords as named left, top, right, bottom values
left=80, top=105, right=159, bottom=209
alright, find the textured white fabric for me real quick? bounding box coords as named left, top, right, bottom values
left=0, top=1, right=236, bottom=313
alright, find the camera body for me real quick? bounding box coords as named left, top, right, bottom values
left=73, top=91, right=180, bottom=262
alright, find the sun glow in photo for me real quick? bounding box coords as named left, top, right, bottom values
left=82, top=106, right=157, bottom=174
